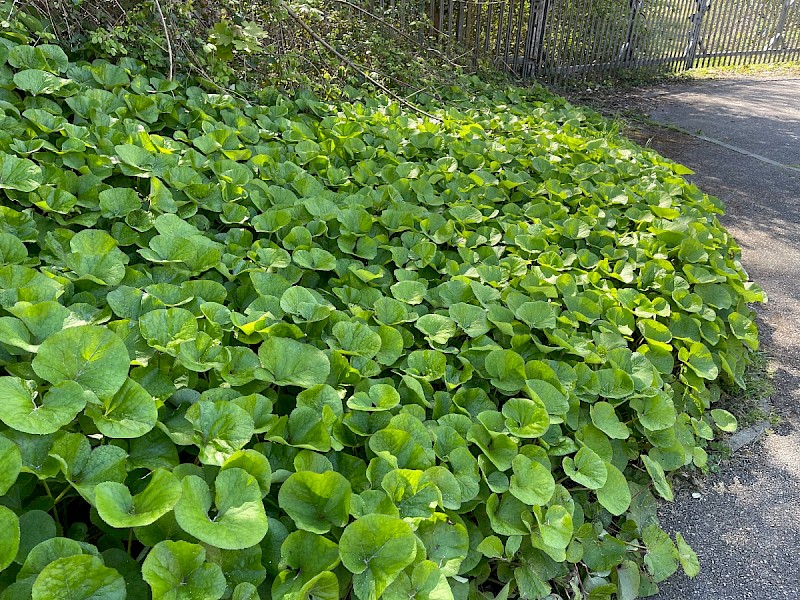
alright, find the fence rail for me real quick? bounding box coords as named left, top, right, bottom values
left=361, top=0, right=800, bottom=82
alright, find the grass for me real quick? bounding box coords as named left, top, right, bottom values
left=720, top=350, right=777, bottom=430
left=685, top=60, right=800, bottom=80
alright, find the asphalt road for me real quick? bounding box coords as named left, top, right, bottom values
left=630, top=79, right=800, bottom=600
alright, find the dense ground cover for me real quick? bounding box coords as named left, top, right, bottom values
left=0, top=8, right=764, bottom=600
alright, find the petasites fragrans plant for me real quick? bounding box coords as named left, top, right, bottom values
left=0, top=8, right=761, bottom=600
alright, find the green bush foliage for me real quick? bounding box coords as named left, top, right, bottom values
left=0, top=9, right=763, bottom=600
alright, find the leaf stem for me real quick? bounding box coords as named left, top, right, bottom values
left=43, top=480, right=62, bottom=529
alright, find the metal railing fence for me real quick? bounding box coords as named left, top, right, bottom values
left=357, top=0, right=800, bottom=82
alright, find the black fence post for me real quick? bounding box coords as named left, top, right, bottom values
left=685, top=0, right=711, bottom=70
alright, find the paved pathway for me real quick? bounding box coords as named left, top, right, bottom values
left=631, top=79, right=800, bottom=600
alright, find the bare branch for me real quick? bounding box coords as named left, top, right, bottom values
left=153, top=0, right=174, bottom=80
left=281, top=1, right=441, bottom=123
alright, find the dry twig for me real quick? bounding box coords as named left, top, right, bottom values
left=281, top=1, right=441, bottom=123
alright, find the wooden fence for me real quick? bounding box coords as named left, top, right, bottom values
left=361, top=0, right=800, bottom=83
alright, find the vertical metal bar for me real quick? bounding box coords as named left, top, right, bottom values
left=619, top=0, right=642, bottom=64
left=438, top=0, right=446, bottom=45
left=502, top=0, right=515, bottom=70
left=593, top=0, right=613, bottom=78
left=634, top=0, right=668, bottom=70
left=495, top=0, right=506, bottom=61
left=533, top=0, right=551, bottom=77
left=632, top=0, right=650, bottom=72
left=562, top=0, right=583, bottom=83
left=763, top=0, right=791, bottom=61
left=694, top=0, right=713, bottom=67
left=538, top=0, right=556, bottom=81
left=483, top=0, right=494, bottom=54
left=551, top=0, right=569, bottom=84
left=447, top=0, right=455, bottom=49
left=473, top=0, right=482, bottom=66
left=581, top=0, right=601, bottom=73
left=511, top=0, right=526, bottom=73
left=685, top=0, right=710, bottom=69
left=786, top=1, right=800, bottom=61
left=655, top=0, right=675, bottom=72
left=748, top=0, right=765, bottom=65
left=713, top=0, right=735, bottom=66
left=542, top=0, right=559, bottom=82
left=741, top=0, right=759, bottom=65
left=594, top=0, right=619, bottom=80
left=728, top=0, right=748, bottom=66
left=678, top=0, right=699, bottom=71
left=761, top=0, right=779, bottom=63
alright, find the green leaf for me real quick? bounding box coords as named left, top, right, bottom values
left=293, top=248, right=337, bottom=271
left=448, top=302, right=490, bottom=337
left=642, top=454, right=674, bottom=501
left=278, top=470, right=352, bottom=533
left=339, top=514, right=417, bottom=600
left=728, top=312, right=758, bottom=350
left=258, top=337, right=330, bottom=387
left=8, top=44, right=69, bottom=73
left=415, top=514, right=469, bottom=576
left=415, top=314, right=456, bottom=345
left=0, top=153, right=42, bottom=192
left=390, top=281, right=427, bottom=304
left=0, top=378, right=92, bottom=435
left=508, top=454, right=555, bottom=505
left=281, top=529, right=341, bottom=574
left=347, top=385, right=401, bottom=412
left=31, top=555, right=126, bottom=600
left=710, top=409, right=738, bottom=432
left=18, top=538, right=89, bottom=580
left=221, top=449, right=272, bottom=497
left=96, top=468, right=182, bottom=528
left=590, top=402, right=630, bottom=440
left=502, top=397, right=549, bottom=438
left=174, top=469, right=268, bottom=550
left=631, top=394, right=676, bottom=431
left=331, top=321, right=382, bottom=358
left=515, top=563, right=551, bottom=600
left=66, top=229, right=129, bottom=286
left=476, top=535, right=504, bottom=559
left=51, top=438, right=128, bottom=504
left=562, top=446, right=607, bottom=490
left=15, top=510, right=57, bottom=564
left=86, top=378, right=158, bottom=438
left=679, top=342, right=719, bottom=380
left=596, top=462, right=632, bottom=516
left=13, top=69, right=68, bottom=96
left=0, top=232, right=28, bottom=265
left=8, top=301, right=70, bottom=341
left=0, top=506, right=20, bottom=572
left=0, top=437, right=22, bottom=495
left=533, top=504, right=573, bottom=550
left=675, top=533, right=700, bottom=578
left=643, top=525, right=679, bottom=582
left=32, top=325, right=130, bottom=397
left=526, top=379, right=569, bottom=417
left=184, top=400, right=254, bottom=466
left=233, top=583, right=259, bottom=600
left=596, top=368, right=635, bottom=399
left=485, top=349, right=527, bottom=393
left=142, top=540, right=226, bottom=600
left=515, top=301, right=557, bottom=330
left=139, top=308, right=198, bottom=355
left=99, top=188, right=141, bottom=218
left=406, top=350, right=446, bottom=381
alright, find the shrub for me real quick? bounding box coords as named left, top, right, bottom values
left=0, top=9, right=762, bottom=600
